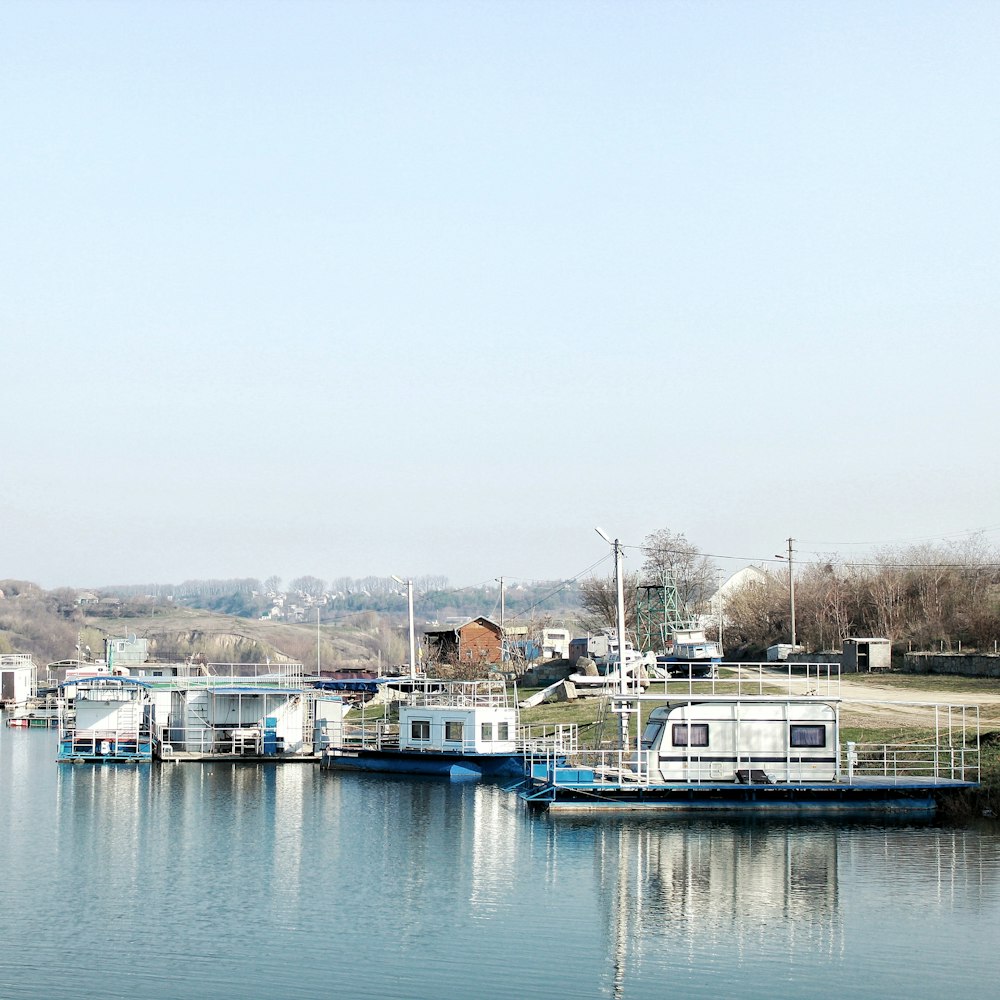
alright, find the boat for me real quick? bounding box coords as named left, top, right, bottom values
left=321, top=678, right=577, bottom=779
left=521, top=663, right=981, bottom=814
left=56, top=675, right=154, bottom=762
left=655, top=626, right=722, bottom=679
left=569, top=632, right=655, bottom=689
left=4, top=694, right=61, bottom=728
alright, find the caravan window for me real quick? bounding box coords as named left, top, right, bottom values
left=672, top=723, right=709, bottom=747
left=790, top=725, right=826, bottom=748
left=410, top=719, right=431, bottom=741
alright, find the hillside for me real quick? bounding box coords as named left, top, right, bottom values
left=0, top=582, right=396, bottom=672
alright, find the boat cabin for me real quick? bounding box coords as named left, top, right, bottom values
left=57, top=676, right=154, bottom=761
left=398, top=703, right=518, bottom=754
left=156, top=685, right=309, bottom=759
left=639, top=699, right=839, bottom=784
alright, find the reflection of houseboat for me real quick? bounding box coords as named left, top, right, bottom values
left=57, top=676, right=154, bottom=762
left=523, top=665, right=980, bottom=814
left=322, top=679, right=576, bottom=778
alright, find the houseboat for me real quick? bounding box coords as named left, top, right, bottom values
left=322, top=678, right=577, bottom=779
left=56, top=676, right=154, bottom=762
left=521, top=664, right=980, bottom=814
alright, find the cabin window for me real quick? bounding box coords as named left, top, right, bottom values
left=444, top=721, right=464, bottom=742
left=790, top=724, right=826, bottom=748
left=481, top=722, right=493, bottom=741
left=672, top=723, right=709, bottom=747
left=410, top=719, right=430, bottom=741
left=497, top=722, right=509, bottom=741
left=640, top=721, right=664, bottom=749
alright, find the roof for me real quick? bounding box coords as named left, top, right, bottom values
left=58, top=675, right=150, bottom=690
left=208, top=686, right=300, bottom=696
left=424, top=616, right=502, bottom=637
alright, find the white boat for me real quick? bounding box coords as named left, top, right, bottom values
left=321, top=679, right=577, bottom=779
left=56, top=675, right=154, bottom=762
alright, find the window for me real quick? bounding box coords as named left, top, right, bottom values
left=481, top=722, right=493, bottom=741
left=497, top=722, right=509, bottom=741
left=790, top=725, right=826, bottom=748
left=672, top=723, right=709, bottom=747
left=410, top=719, right=430, bottom=741
left=444, top=721, right=463, bottom=742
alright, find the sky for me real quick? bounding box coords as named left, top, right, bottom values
left=3, top=0, right=1000, bottom=591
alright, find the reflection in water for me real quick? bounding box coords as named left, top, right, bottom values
left=2, top=729, right=999, bottom=1000
left=534, top=816, right=1000, bottom=1000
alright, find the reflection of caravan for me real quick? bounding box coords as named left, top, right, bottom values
left=639, top=699, right=838, bottom=783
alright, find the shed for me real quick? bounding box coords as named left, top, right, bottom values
left=424, top=617, right=504, bottom=666
left=842, top=638, right=892, bottom=673
left=1, top=654, right=36, bottom=704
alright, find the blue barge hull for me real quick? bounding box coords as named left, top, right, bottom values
left=323, top=749, right=526, bottom=779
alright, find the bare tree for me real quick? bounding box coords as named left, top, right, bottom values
left=289, top=576, right=326, bottom=598
left=640, top=528, right=717, bottom=615
left=578, top=572, right=640, bottom=637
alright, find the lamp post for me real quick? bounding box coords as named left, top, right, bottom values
left=596, top=527, right=629, bottom=752
left=391, top=576, right=417, bottom=680
left=774, top=538, right=796, bottom=648
left=495, top=576, right=506, bottom=665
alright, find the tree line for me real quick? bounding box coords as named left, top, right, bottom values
left=725, top=538, right=1000, bottom=655
left=578, top=530, right=1000, bottom=657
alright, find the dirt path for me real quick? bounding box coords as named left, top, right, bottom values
left=834, top=677, right=1000, bottom=728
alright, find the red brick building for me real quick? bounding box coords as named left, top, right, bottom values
left=424, top=617, right=503, bottom=667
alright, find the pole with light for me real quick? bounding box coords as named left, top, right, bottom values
left=596, top=527, right=629, bottom=752
left=391, top=576, right=417, bottom=680
left=773, top=538, right=796, bottom=648
left=495, top=576, right=505, bottom=664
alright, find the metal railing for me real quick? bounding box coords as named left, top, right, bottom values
left=154, top=723, right=297, bottom=757
left=846, top=740, right=980, bottom=784
left=641, top=661, right=843, bottom=699
left=401, top=679, right=511, bottom=708
left=322, top=719, right=579, bottom=757
left=57, top=727, right=153, bottom=760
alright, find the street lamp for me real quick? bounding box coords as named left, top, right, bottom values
left=774, top=538, right=796, bottom=648
left=596, top=527, right=630, bottom=752
left=391, top=576, right=417, bottom=680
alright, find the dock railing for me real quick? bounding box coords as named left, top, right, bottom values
left=844, top=702, right=980, bottom=784
left=642, top=661, right=842, bottom=699
left=402, top=679, right=510, bottom=709
left=526, top=700, right=980, bottom=790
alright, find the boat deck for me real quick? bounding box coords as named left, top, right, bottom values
left=521, top=772, right=977, bottom=814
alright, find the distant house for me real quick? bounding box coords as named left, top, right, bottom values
left=76, top=592, right=99, bottom=606
left=424, top=617, right=504, bottom=666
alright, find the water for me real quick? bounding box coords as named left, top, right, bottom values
left=2, top=726, right=999, bottom=999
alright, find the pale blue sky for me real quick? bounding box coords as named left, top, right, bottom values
left=3, top=0, right=999, bottom=589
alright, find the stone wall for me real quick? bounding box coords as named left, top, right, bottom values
left=903, top=652, right=1000, bottom=678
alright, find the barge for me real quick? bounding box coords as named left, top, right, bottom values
left=521, top=665, right=980, bottom=815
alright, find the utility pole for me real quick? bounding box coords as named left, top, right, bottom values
left=596, top=528, right=629, bottom=753
left=497, top=576, right=505, bottom=664
left=787, top=537, right=796, bottom=648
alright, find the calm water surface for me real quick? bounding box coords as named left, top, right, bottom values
left=1, top=726, right=999, bottom=999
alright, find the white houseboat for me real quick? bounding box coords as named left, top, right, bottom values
left=522, top=663, right=980, bottom=814
left=56, top=676, right=154, bottom=762
left=322, top=679, right=577, bottom=779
